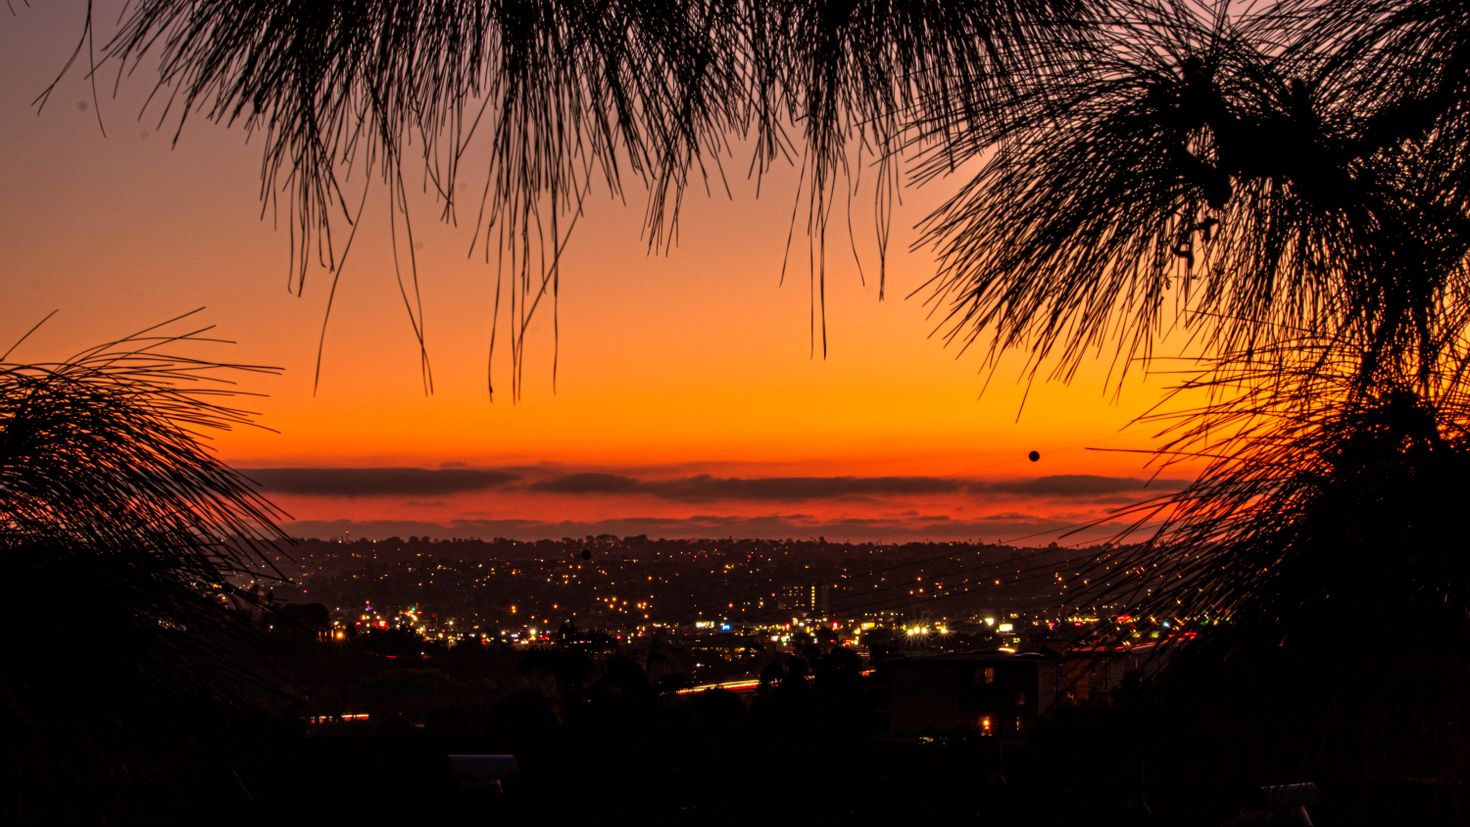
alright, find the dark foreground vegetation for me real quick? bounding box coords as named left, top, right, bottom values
left=9, top=0, right=1470, bottom=822
left=13, top=624, right=1466, bottom=825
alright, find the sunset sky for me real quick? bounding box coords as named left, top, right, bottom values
left=2, top=4, right=1196, bottom=544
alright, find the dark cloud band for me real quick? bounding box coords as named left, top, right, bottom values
left=527, top=472, right=964, bottom=501
left=245, top=466, right=1187, bottom=505
left=645, top=474, right=965, bottom=502
left=527, top=472, right=641, bottom=494
left=244, top=467, right=519, bottom=497
left=528, top=471, right=1184, bottom=502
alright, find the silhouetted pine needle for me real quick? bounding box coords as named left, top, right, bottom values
left=2, top=314, right=293, bottom=819
left=96, top=0, right=1096, bottom=394
left=1073, top=329, right=1470, bottom=649
left=29, top=1, right=1462, bottom=402
left=915, top=0, right=1470, bottom=392
left=1028, top=326, right=1470, bottom=784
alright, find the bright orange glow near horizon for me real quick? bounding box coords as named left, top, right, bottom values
left=2, top=4, right=1200, bottom=544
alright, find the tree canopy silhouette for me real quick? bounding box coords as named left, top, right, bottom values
left=71, top=0, right=1467, bottom=398
left=1, top=312, right=290, bottom=820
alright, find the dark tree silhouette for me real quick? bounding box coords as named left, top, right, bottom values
left=919, top=0, right=1469, bottom=390
left=1, top=312, right=290, bottom=821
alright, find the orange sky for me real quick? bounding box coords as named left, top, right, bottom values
left=1, top=4, right=1197, bottom=544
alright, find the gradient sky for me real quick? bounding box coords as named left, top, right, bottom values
left=2, top=3, right=1198, bottom=544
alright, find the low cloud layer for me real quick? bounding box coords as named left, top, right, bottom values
left=244, top=467, right=519, bottom=497
left=528, top=472, right=642, bottom=495
left=246, top=466, right=1185, bottom=503
left=246, top=465, right=1180, bottom=544
left=527, top=470, right=1183, bottom=502
left=647, top=474, right=963, bottom=502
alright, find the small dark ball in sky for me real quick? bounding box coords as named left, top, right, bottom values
left=1028, top=450, right=1041, bottom=463
left=580, top=549, right=592, bottom=561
